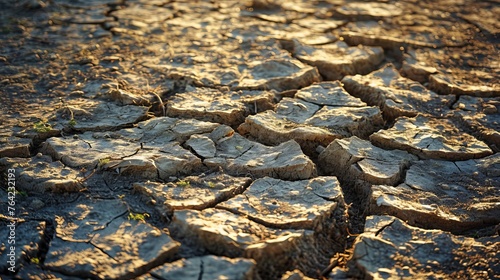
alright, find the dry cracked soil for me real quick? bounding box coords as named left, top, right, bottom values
left=0, top=0, right=499, bottom=279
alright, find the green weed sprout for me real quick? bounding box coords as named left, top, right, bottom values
left=177, top=180, right=190, bottom=187
left=128, top=212, right=150, bottom=223
left=33, top=121, right=52, bottom=133
left=68, top=119, right=77, bottom=127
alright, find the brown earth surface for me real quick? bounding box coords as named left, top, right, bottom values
left=0, top=0, right=499, bottom=279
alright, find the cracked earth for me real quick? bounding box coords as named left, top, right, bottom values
left=0, top=0, right=499, bottom=279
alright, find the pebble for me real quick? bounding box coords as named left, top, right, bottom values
left=483, top=104, right=497, bottom=114
left=30, top=198, right=45, bottom=210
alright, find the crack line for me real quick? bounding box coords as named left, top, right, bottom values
left=197, top=259, right=204, bottom=280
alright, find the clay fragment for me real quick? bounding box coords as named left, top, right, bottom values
left=369, top=154, right=500, bottom=232
left=370, top=115, right=493, bottom=160
left=342, top=64, right=452, bottom=119
left=351, top=216, right=499, bottom=279
left=318, top=136, right=418, bottom=186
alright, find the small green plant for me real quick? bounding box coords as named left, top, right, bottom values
left=30, top=257, right=40, bottom=265
left=128, top=212, right=150, bottom=223
left=15, top=190, right=28, bottom=197
left=98, top=158, right=110, bottom=168
left=33, top=121, right=52, bottom=133
left=68, top=118, right=77, bottom=127
left=207, top=182, right=216, bottom=188
left=177, top=180, right=190, bottom=187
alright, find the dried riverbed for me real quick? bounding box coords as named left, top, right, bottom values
left=0, top=0, right=499, bottom=279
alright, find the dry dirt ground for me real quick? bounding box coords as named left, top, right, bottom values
left=0, top=0, right=499, bottom=279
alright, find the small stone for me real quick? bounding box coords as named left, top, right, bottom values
left=483, top=104, right=497, bottom=114
left=22, top=0, right=46, bottom=9
left=30, top=198, right=45, bottom=209
left=104, top=88, right=153, bottom=106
